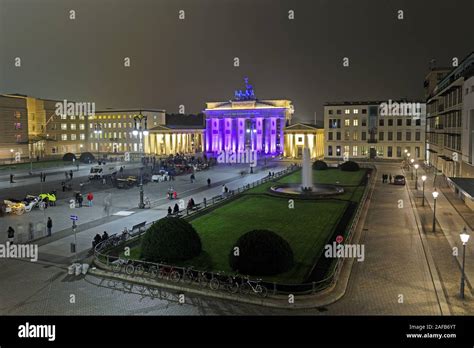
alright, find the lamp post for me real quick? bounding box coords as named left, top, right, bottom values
left=414, top=164, right=419, bottom=190
left=421, top=175, right=427, bottom=206
left=410, top=158, right=415, bottom=180
left=133, top=112, right=148, bottom=209
left=432, top=189, right=439, bottom=232
left=94, top=124, right=102, bottom=162
left=459, top=227, right=470, bottom=299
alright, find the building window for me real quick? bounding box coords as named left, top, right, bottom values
left=406, top=131, right=411, bottom=141
left=387, top=146, right=393, bottom=157
left=353, top=109, right=359, bottom=114
left=328, top=110, right=333, bottom=115
left=16, top=134, right=21, bottom=142
left=345, top=109, right=350, bottom=114
left=379, top=119, right=384, bottom=126
left=415, top=119, right=421, bottom=126
left=397, top=146, right=402, bottom=157
left=353, top=119, right=359, bottom=126
left=344, top=145, right=350, bottom=156
left=344, top=119, right=350, bottom=126
left=415, top=132, right=420, bottom=141
left=344, top=131, right=350, bottom=141
left=361, top=132, right=366, bottom=141
left=397, top=119, right=402, bottom=126
left=406, top=119, right=412, bottom=126
left=70, top=134, right=77, bottom=140
left=61, top=123, right=67, bottom=130
left=14, top=122, right=21, bottom=129
left=328, top=145, right=333, bottom=156
left=336, top=146, right=341, bottom=156
left=328, top=132, right=333, bottom=141
left=61, top=114, right=67, bottom=120
left=379, top=132, right=384, bottom=141
left=353, top=132, right=358, bottom=141
left=397, top=132, right=402, bottom=141
left=70, top=124, right=77, bottom=130
left=361, top=119, right=367, bottom=127
left=415, top=147, right=420, bottom=158
left=80, top=134, right=85, bottom=140
left=388, top=132, right=393, bottom=141
left=352, top=146, right=358, bottom=156
left=336, top=110, right=341, bottom=115
left=336, top=132, right=341, bottom=140
left=14, top=111, right=21, bottom=119
left=362, top=109, right=367, bottom=114
left=79, top=124, right=85, bottom=130
left=61, top=134, right=68, bottom=141
left=388, top=119, right=393, bottom=126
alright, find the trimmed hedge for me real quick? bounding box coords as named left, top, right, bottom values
left=339, top=160, right=360, bottom=172
left=141, top=217, right=202, bottom=263
left=62, top=153, right=76, bottom=161
left=79, top=152, right=95, bottom=163
left=229, top=229, right=294, bottom=276
left=312, top=160, right=328, bottom=170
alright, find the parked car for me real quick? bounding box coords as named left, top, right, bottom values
left=393, top=175, right=406, bottom=185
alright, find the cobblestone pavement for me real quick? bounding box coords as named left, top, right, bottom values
left=0, top=162, right=449, bottom=315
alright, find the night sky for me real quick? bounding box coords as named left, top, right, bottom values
left=1, top=0, right=473, bottom=124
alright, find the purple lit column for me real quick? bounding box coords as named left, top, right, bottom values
left=205, top=119, right=211, bottom=152
left=256, top=118, right=263, bottom=151
left=224, top=118, right=232, bottom=151
left=270, top=117, right=277, bottom=153
left=238, top=118, right=245, bottom=152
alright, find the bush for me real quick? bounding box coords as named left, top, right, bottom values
left=140, top=217, right=202, bottom=263
left=79, top=152, right=95, bottom=163
left=312, top=160, right=328, bottom=170
left=62, top=153, right=76, bottom=161
left=339, top=160, right=360, bottom=172
left=229, top=230, right=294, bottom=276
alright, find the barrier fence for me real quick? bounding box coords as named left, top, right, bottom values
left=93, top=164, right=376, bottom=297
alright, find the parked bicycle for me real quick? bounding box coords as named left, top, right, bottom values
left=158, top=264, right=181, bottom=282
left=217, top=272, right=239, bottom=294
left=239, top=278, right=268, bottom=297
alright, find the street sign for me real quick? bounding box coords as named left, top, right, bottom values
left=70, top=215, right=78, bottom=221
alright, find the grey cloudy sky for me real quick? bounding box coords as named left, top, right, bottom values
left=0, top=0, right=473, bottom=123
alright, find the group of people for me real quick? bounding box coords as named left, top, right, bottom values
left=382, top=173, right=393, bottom=183
left=167, top=187, right=177, bottom=200
left=74, top=192, right=94, bottom=207
left=39, top=172, right=47, bottom=182
left=268, top=171, right=276, bottom=178
left=92, top=231, right=109, bottom=248
left=7, top=217, right=53, bottom=243
left=65, top=170, right=74, bottom=181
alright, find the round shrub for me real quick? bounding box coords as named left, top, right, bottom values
left=229, top=230, right=294, bottom=276
left=62, top=153, right=76, bottom=161
left=339, top=160, right=360, bottom=172
left=312, top=160, right=328, bottom=170
left=79, top=152, right=95, bottom=163
left=141, top=217, right=202, bottom=263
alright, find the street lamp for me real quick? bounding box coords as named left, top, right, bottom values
left=432, top=189, right=439, bottom=232
left=414, top=163, right=419, bottom=189
left=94, top=124, right=102, bottom=161
left=133, top=112, right=148, bottom=209
left=460, top=227, right=470, bottom=299
left=421, top=175, right=427, bottom=206
left=410, top=158, right=415, bottom=179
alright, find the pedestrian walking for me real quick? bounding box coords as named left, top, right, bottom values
left=40, top=172, right=43, bottom=182
left=70, top=170, right=73, bottom=180
left=61, top=182, right=66, bottom=192
left=168, top=206, right=172, bottom=215
left=78, top=194, right=83, bottom=208
left=173, top=203, right=179, bottom=214
left=47, top=217, right=53, bottom=237
left=207, top=178, right=211, bottom=187
left=65, top=171, right=69, bottom=181
left=42, top=173, right=46, bottom=182
left=87, top=192, right=94, bottom=207
left=7, top=226, right=15, bottom=244
left=190, top=173, right=195, bottom=183
left=10, top=174, right=14, bottom=183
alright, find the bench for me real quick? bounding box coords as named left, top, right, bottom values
left=130, top=221, right=147, bottom=236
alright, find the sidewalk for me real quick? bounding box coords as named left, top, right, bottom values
left=405, top=165, right=474, bottom=314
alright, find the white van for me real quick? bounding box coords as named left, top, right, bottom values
left=89, top=165, right=118, bottom=179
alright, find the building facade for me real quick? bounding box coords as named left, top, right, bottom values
left=425, top=52, right=474, bottom=178
left=203, top=79, right=293, bottom=156
left=324, top=101, right=426, bottom=161
left=284, top=123, right=324, bottom=159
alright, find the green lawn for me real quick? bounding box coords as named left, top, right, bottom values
left=125, top=168, right=368, bottom=284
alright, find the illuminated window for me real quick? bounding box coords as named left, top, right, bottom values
left=353, top=109, right=359, bottom=114
left=61, top=114, right=67, bottom=120
left=79, top=124, right=85, bottom=130
left=79, top=115, right=85, bottom=120
left=70, top=115, right=76, bottom=120
left=61, top=123, right=67, bottom=130
left=14, top=111, right=21, bottom=119
left=345, top=109, right=350, bottom=114
left=61, top=134, right=68, bottom=141
left=352, top=146, right=358, bottom=156
left=353, top=119, right=358, bottom=126
left=71, top=134, right=77, bottom=140
left=344, top=119, right=350, bottom=126
left=14, top=122, right=21, bottom=129
left=70, top=124, right=77, bottom=130
left=118, top=123, right=122, bottom=128
left=80, top=134, right=85, bottom=140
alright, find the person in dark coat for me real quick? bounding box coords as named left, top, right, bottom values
left=173, top=203, right=179, bottom=214
left=7, top=226, right=15, bottom=244
left=101, top=231, right=109, bottom=241
left=167, top=206, right=172, bottom=215
left=207, top=178, right=211, bottom=187
left=47, top=217, right=53, bottom=237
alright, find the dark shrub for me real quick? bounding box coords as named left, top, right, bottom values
left=339, top=160, right=360, bottom=172
left=141, top=217, right=202, bottom=263
left=79, top=152, right=95, bottom=163
left=312, top=160, right=328, bottom=170
left=229, top=230, right=294, bottom=276
left=62, top=153, right=76, bottom=161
